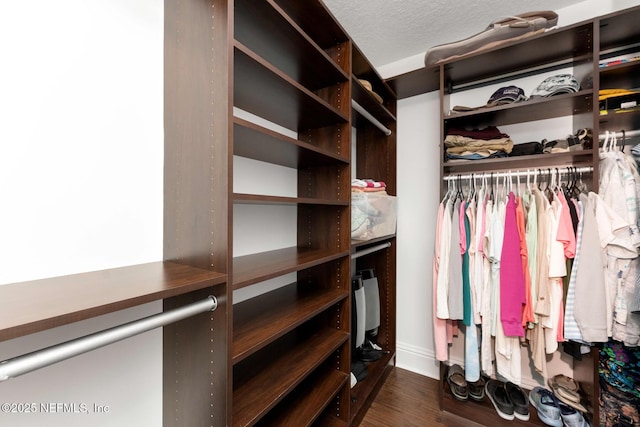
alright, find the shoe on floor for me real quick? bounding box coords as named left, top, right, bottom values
left=529, top=387, right=563, bottom=427
left=446, top=364, right=468, bottom=401
left=506, top=382, right=530, bottom=421
left=547, top=374, right=587, bottom=413
left=559, top=402, right=590, bottom=427
left=486, top=379, right=515, bottom=421
left=468, top=376, right=486, bottom=401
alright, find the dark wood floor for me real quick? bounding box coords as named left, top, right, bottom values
left=359, top=367, right=484, bottom=427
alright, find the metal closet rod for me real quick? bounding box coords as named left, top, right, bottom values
left=351, top=99, right=392, bottom=136
left=599, top=129, right=640, bottom=140
left=351, top=241, right=392, bottom=259
left=0, top=296, right=218, bottom=382
left=442, top=166, right=593, bottom=182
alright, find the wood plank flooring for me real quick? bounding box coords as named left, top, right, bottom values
left=359, top=367, right=484, bottom=427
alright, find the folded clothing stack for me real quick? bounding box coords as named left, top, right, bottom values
left=445, top=126, right=513, bottom=160
left=351, top=178, right=387, bottom=193
left=510, top=128, right=591, bottom=156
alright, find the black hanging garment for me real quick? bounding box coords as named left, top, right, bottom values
left=358, top=269, right=383, bottom=362
left=351, top=274, right=366, bottom=358
left=351, top=275, right=367, bottom=384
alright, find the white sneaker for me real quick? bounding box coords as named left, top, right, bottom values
left=559, top=402, right=590, bottom=427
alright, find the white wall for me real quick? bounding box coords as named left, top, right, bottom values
left=0, top=1, right=163, bottom=426
left=386, top=0, right=640, bottom=379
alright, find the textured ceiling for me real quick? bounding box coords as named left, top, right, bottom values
left=322, top=0, right=587, bottom=68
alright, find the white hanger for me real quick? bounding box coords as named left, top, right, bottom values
left=602, top=130, right=610, bottom=152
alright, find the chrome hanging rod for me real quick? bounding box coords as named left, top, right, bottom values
left=599, top=129, right=640, bottom=140
left=0, top=296, right=218, bottom=382
left=442, top=166, right=593, bottom=182
left=351, top=99, right=392, bottom=136
left=351, top=242, right=392, bottom=259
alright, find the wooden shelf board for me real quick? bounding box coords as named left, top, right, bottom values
left=269, top=0, right=349, bottom=50
left=350, top=351, right=395, bottom=424
left=0, top=261, right=226, bottom=342
left=235, top=0, right=348, bottom=92
left=232, top=283, right=348, bottom=363
left=233, top=117, right=348, bottom=169
left=256, top=368, right=348, bottom=426
left=599, top=6, right=640, bottom=51
left=233, top=193, right=348, bottom=206
left=441, top=23, right=593, bottom=88
left=599, top=60, right=640, bottom=79
left=232, top=328, right=349, bottom=426
left=352, top=77, right=396, bottom=125
left=599, top=109, right=640, bottom=132
left=444, top=90, right=594, bottom=128
left=233, top=247, right=349, bottom=290
left=443, top=151, right=595, bottom=174
left=352, top=44, right=397, bottom=101
left=234, top=42, right=348, bottom=132
left=385, top=66, right=440, bottom=100
left=314, top=413, right=349, bottom=427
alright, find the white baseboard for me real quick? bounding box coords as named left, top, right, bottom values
left=395, top=341, right=441, bottom=379
left=395, top=342, right=545, bottom=390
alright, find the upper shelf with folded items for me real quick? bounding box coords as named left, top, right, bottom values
left=386, top=19, right=594, bottom=98
left=440, top=21, right=593, bottom=93
left=443, top=88, right=594, bottom=128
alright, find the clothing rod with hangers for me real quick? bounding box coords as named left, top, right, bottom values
left=0, top=296, right=218, bottom=382
left=351, top=99, right=392, bottom=136
left=599, top=129, right=640, bottom=140
left=351, top=242, right=392, bottom=259
left=442, top=166, right=593, bottom=182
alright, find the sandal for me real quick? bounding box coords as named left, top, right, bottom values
left=447, top=364, right=468, bottom=401
left=468, top=376, right=486, bottom=401
left=548, top=374, right=587, bottom=412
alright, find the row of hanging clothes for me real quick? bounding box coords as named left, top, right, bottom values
left=432, top=137, right=640, bottom=387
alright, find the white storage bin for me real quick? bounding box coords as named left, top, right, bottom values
left=351, top=192, right=397, bottom=240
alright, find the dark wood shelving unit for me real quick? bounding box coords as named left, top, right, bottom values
left=232, top=329, right=349, bottom=427
left=255, top=365, right=349, bottom=426
left=233, top=283, right=349, bottom=363
left=233, top=193, right=349, bottom=206
left=234, top=0, right=348, bottom=91
left=384, top=5, right=640, bottom=427
left=234, top=117, right=349, bottom=168
left=231, top=1, right=358, bottom=425
left=271, top=0, right=350, bottom=53
left=233, top=247, right=349, bottom=290
left=234, top=42, right=348, bottom=131
left=347, top=39, right=398, bottom=426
